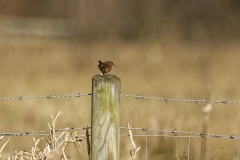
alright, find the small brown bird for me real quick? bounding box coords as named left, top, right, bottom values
left=98, top=60, right=115, bottom=75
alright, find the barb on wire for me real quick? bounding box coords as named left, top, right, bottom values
left=17, top=96, right=23, bottom=102
left=121, top=94, right=240, bottom=104
left=164, top=96, right=168, bottom=103
left=47, top=95, right=52, bottom=100
left=0, top=93, right=92, bottom=101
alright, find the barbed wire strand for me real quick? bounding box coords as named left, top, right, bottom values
left=1, top=127, right=239, bottom=141
left=0, top=93, right=240, bottom=104
left=3, top=133, right=214, bottom=138
left=0, top=126, right=90, bottom=137
left=121, top=94, right=240, bottom=104
left=121, top=134, right=202, bottom=138
left=0, top=93, right=92, bottom=101
left=120, top=127, right=239, bottom=140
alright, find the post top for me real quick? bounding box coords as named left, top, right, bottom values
left=93, top=74, right=120, bottom=82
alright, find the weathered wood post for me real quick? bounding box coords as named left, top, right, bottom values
left=91, top=74, right=121, bottom=160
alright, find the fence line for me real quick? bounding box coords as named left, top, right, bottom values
left=1, top=126, right=239, bottom=159
left=0, top=93, right=239, bottom=104
left=1, top=127, right=238, bottom=140
left=0, top=92, right=239, bottom=159
left=2, top=127, right=239, bottom=159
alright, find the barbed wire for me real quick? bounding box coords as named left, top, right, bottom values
left=0, top=93, right=239, bottom=104
left=0, top=126, right=90, bottom=136
left=0, top=93, right=92, bottom=101
left=121, top=94, right=239, bottom=104
left=120, top=127, right=239, bottom=140
left=1, top=127, right=239, bottom=140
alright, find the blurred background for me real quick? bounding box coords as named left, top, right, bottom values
left=0, top=0, right=240, bottom=159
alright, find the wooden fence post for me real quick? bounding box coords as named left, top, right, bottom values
left=91, top=75, right=121, bottom=160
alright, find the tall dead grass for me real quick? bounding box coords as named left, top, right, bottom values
left=1, top=111, right=85, bottom=160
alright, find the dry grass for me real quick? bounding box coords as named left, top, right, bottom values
left=1, top=111, right=85, bottom=160
left=0, top=34, right=240, bottom=159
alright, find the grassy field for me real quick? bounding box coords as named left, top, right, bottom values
left=0, top=34, right=240, bottom=159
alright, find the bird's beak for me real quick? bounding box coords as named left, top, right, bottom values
left=113, top=65, right=116, bottom=67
